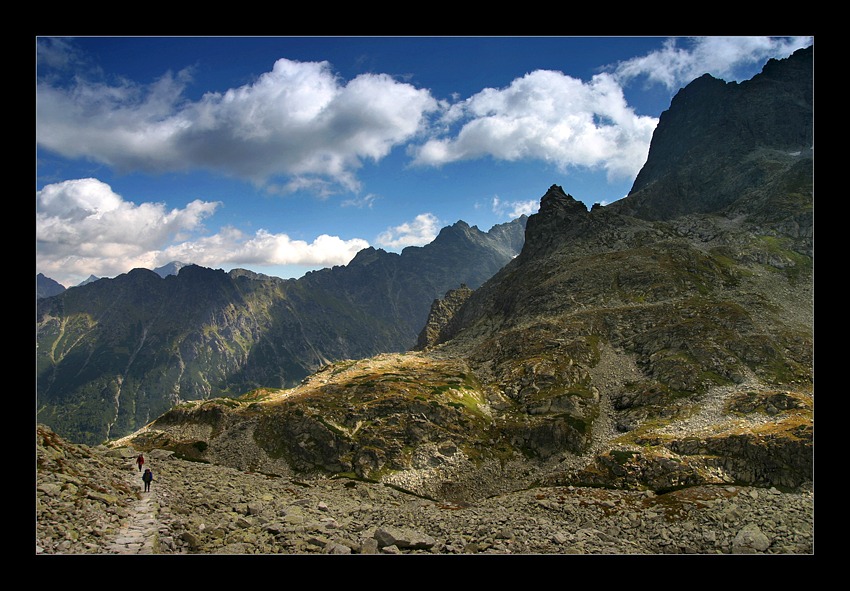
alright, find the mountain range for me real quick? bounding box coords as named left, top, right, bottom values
left=102, top=45, right=813, bottom=503
left=37, top=45, right=813, bottom=507
left=36, top=217, right=526, bottom=444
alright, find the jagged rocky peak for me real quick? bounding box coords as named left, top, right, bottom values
left=434, top=220, right=475, bottom=241
left=78, top=275, right=100, bottom=286
left=228, top=268, right=278, bottom=281
left=539, top=184, right=588, bottom=215
left=347, top=246, right=394, bottom=267
left=153, top=261, right=191, bottom=278
left=522, top=184, right=592, bottom=255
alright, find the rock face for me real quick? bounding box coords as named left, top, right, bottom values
left=36, top=217, right=526, bottom=445
left=611, top=45, right=813, bottom=223
left=413, top=284, right=474, bottom=351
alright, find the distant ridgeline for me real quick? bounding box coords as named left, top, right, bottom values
left=36, top=218, right=527, bottom=445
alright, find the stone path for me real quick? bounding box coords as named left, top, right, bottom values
left=103, top=468, right=161, bottom=554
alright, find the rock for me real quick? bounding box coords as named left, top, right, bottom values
left=373, top=526, right=436, bottom=550
left=180, top=531, right=203, bottom=549
left=732, top=523, right=771, bottom=553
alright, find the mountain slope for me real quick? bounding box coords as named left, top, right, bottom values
left=111, top=46, right=813, bottom=502
left=36, top=273, right=65, bottom=299
left=36, top=217, right=526, bottom=445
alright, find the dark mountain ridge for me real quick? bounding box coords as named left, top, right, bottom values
left=36, top=217, right=527, bottom=444
left=610, top=44, right=813, bottom=224
left=36, top=272, right=65, bottom=299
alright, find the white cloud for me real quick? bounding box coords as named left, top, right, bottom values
left=408, top=36, right=813, bottom=181
left=409, top=70, right=658, bottom=182
left=36, top=58, right=440, bottom=194
left=161, top=228, right=369, bottom=269
left=492, top=196, right=538, bottom=219
left=611, top=36, right=814, bottom=90
left=36, top=178, right=220, bottom=285
left=375, top=213, right=440, bottom=249
left=36, top=178, right=370, bottom=286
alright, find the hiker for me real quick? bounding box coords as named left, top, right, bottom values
left=142, top=468, right=153, bottom=492
left=136, top=454, right=145, bottom=472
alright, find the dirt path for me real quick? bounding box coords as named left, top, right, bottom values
left=104, top=467, right=161, bottom=554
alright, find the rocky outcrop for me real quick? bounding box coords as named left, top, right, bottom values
left=413, top=284, right=473, bottom=350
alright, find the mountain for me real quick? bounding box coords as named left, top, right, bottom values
left=37, top=261, right=214, bottom=297
left=36, top=217, right=527, bottom=445
left=109, top=46, right=812, bottom=504
left=36, top=273, right=65, bottom=299
left=153, top=261, right=191, bottom=278
left=610, top=45, right=813, bottom=227
left=77, top=275, right=101, bottom=286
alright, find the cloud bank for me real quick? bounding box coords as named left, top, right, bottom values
left=36, top=178, right=369, bottom=287
left=37, top=36, right=813, bottom=196
left=610, top=36, right=813, bottom=90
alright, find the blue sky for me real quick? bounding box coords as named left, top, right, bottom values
left=36, top=36, right=813, bottom=287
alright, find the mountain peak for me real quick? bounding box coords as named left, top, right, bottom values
left=521, top=185, right=591, bottom=257
left=613, top=44, right=813, bottom=221
left=78, top=275, right=100, bottom=287
left=36, top=273, right=66, bottom=299
left=539, top=184, right=588, bottom=215
left=153, top=261, right=191, bottom=278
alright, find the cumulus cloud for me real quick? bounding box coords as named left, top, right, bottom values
left=36, top=178, right=370, bottom=286
left=375, top=213, right=440, bottom=249
left=407, top=36, right=812, bottom=180
left=409, top=70, right=658, bottom=182
left=36, top=57, right=440, bottom=194
left=610, top=36, right=813, bottom=90
left=36, top=179, right=220, bottom=284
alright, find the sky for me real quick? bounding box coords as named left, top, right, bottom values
left=36, top=35, right=814, bottom=288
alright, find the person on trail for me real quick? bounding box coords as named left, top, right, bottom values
left=142, top=468, right=153, bottom=492
left=136, top=454, right=145, bottom=472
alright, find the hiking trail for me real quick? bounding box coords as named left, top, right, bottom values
left=104, top=465, right=161, bottom=554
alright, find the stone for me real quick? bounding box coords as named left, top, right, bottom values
left=732, top=524, right=771, bottom=553
left=373, top=526, right=436, bottom=550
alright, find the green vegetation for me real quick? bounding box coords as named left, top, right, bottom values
left=757, top=235, right=813, bottom=285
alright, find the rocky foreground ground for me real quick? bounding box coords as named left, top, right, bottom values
left=35, top=424, right=813, bottom=556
